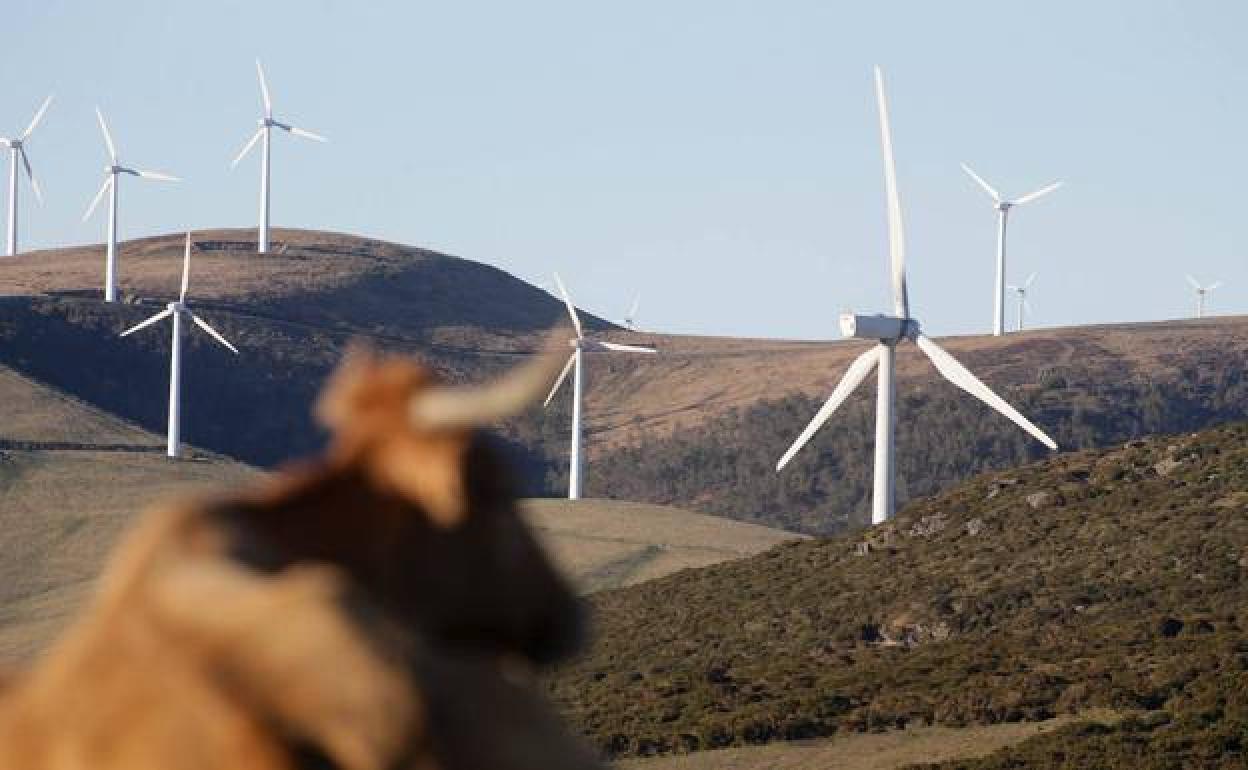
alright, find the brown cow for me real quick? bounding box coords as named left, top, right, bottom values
left=0, top=336, right=599, bottom=770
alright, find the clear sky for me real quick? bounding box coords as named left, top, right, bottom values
left=4, top=0, right=1245, bottom=339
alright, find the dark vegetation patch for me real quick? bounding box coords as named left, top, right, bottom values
left=546, top=424, right=1248, bottom=761
left=581, top=356, right=1248, bottom=534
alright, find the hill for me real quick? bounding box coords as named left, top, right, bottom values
left=0, top=357, right=790, bottom=658
left=0, top=366, right=255, bottom=661
left=545, top=422, right=1248, bottom=766
left=5, top=230, right=1248, bottom=535
left=521, top=499, right=803, bottom=593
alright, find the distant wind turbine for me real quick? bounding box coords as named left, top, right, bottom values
left=961, top=163, right=1061, bottom=336
left=776, top=68, right=1058, bottom=526
left=83, top=108, right=179, bottom=303
left=2, top=94, right=53, bottom=257
left=231, top=59, right=327, bottom=254
left=1006, top=272, right=1037, bottom=332
left=621, top=294, right=641, bottom=331
left=1186, top=275, right=1221, bottom=319
left=544, top=274, right=656, bottom=499
left=120, top=234, right=239, bottom=458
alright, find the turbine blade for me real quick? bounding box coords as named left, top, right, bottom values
left=776, top=345, right=881, bottom=471
left=915, top=334, right=1057, bottom=450
left=95, top=107, right=117, bottom=163
left=1025, top=271, right=1037, bottom=288
left=1024, top=298, right=1033, bottom=315
left=231, top=129, right=263, bottom=168
left=288, top=126, right=328, bottom=142
left=180, top=233, right=192, bottom=301
left=256, top=59, right=273, bottom=117
left=190, top=314, right=240, bottom=354
left=960, top=163, right=1001, bottom=201
left=874, top=67, right=909, bottom=318
left=119, top=307, right=173, bottom=337
left=1012, top=181, right=1062, bottom=206
left=596, top=341, right=657, bottom=354
left=1207, top=281, right=1223, bottom=291
left=21, top=94, right=53, bottom=140
left=543, top=353, right=576, bottom=408
left=135, top=169, right=179, bottom=181
left=552, top=272, right=584, bottom=339
left=82, top=175, right=113, bottom=221
left=1185, top=274, right=1202, bottom=290
left=19, top=148, right=42, bottom=203
left=628, top=295, right=641, bottom=320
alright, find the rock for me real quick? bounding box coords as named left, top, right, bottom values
left=1026, top=491, right=1052, bottom=509
left=1154, top=457, right=1183, bottom=477
left=907, top=513, right=947, bottom=538
left=964, top=517, right=985, bottom=537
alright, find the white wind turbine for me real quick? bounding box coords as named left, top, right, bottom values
left=1006, top=272, right=1037, bottom=332
left=621, top=294, right=642, bottom=331
left=544, top=274, right=656, bottom=499
left=1186, top=275, right=1221, bottom=319
left=83, top=108, right=179, bottom=303
left=231, top=59, right=327, bottom=254
left=776, top=68, right=1058, bottom=526
left=120, top=234, right=240, bottom=458
left=961, top=164, right=1061, bottom=336
left=2, top=95, right=53, bottom=257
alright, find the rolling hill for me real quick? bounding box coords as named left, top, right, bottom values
left=0, top=359, right=796, bottom=660
left=4, top=229, right=1248, bottom=535
left=545, top=422, right=1248, bottom=767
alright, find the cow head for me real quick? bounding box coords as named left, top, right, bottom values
left=226, top=333, right=583, bottom=665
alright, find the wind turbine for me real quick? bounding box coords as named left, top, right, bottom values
left=621, top=294, right=642, bottom=331
left=776, top=68, right=1057, bottom=526
left=1006, top=272, right=1036, bottom=332
left=231, top=59, right=328, bottom=254
left=544, top=274, right=656, bottom=499
left=2, top=95, right=52, bottom=257
left=961, top=164, right=1061, bottom=336
left=120, top=233, right=239, bottom=458
left=1186, top=275, right=1221, bottom=319
left=83, top=108, right=179, bottom=303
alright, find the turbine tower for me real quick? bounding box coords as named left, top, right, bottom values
left=2, top=95, right=53, bottom=257
left=544, top=274, right=656, bottom=499
left=120, top=234, right=239, bottom=458
left=231, top=59, right=327, bottom=254
left=961, top=163, right=1061, bottom=336
left=776, top=68, right=1058, bottom=526
left=83, top=108, right=179, bottom=303
left=1186, top=275, right=1221, bottom=319
left=1006, top=272, right=1036, bottom=332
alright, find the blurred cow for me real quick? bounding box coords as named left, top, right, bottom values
left=0, top=334, right=597, bottom=770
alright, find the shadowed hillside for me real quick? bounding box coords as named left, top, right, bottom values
left=5, top=230, right=1248, bottom=536
left=547, top=423, right=1248, bottom=765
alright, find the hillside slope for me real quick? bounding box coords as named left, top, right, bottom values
left=521, top=499, right=803, bottom=593
left=546, top=424, right=1248, bottom=763
left=5, top=230, right=1248, bottom=535
left=0, top=366, right=255, bottom=660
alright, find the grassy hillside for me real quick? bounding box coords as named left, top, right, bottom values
left=521, top=499, right=803, bottom=593
left=0, top=366, right=255, bottom=661
left=6, top=230, right=1248, bottom=537
left=546, top=423, right=1248, bottom=765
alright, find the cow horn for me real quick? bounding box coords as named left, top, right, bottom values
left=410, top=326, right=571, bottom=429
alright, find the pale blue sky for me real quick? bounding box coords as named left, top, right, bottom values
left=4, top=1, right=1245, bottom=338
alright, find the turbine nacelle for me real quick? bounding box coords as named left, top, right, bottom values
left=838, top=313, right=918, bottom=343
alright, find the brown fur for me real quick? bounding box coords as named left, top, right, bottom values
left=0, top=347, right=594, bottom=770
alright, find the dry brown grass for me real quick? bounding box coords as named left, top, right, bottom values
left=621, top=711, right=1121, bottom=770
left=521, top=499, right=803, bottom=593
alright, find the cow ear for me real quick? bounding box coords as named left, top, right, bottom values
left=316, top=344, right=379, bottom=431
